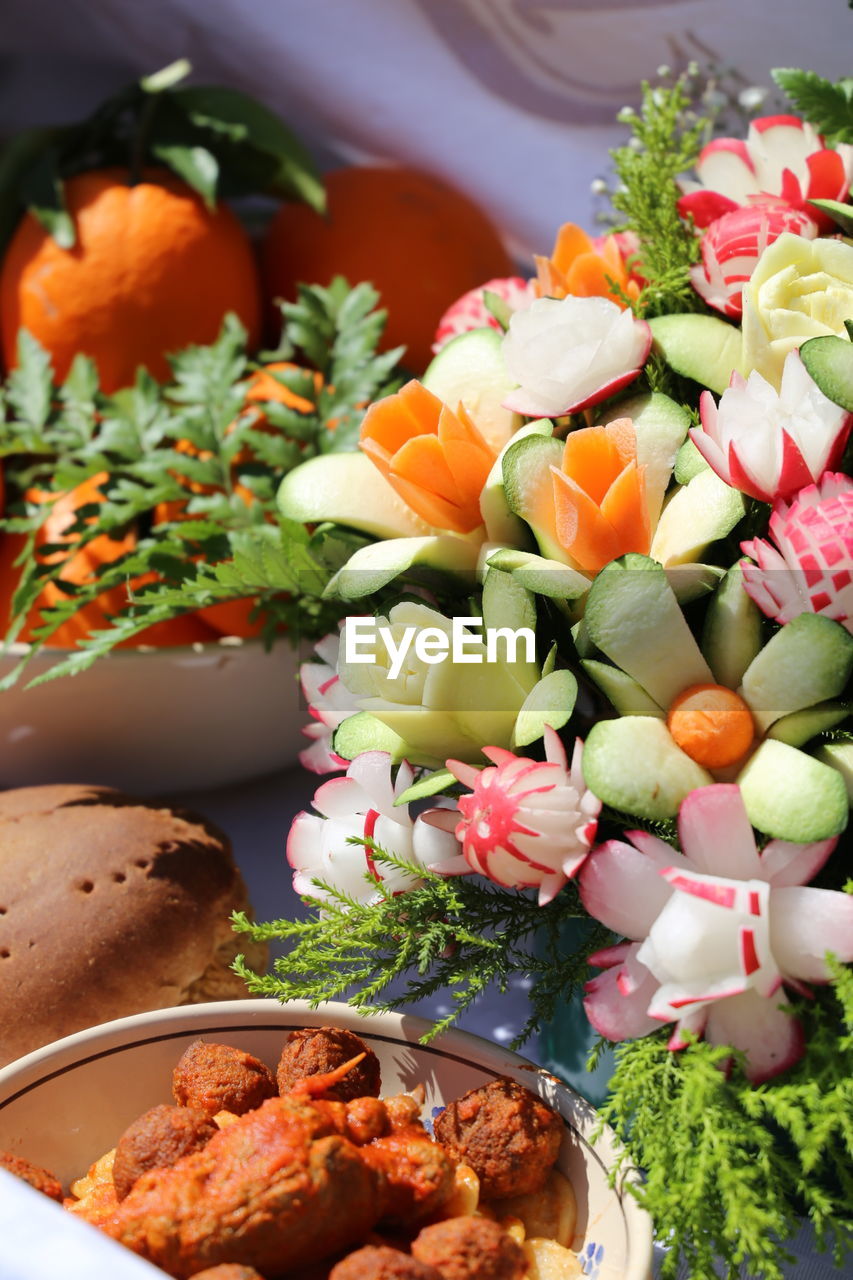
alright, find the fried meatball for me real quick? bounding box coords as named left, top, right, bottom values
left=362, top=1126, right=457, bottom=1227
left=113, top=1104, right=218, bottom=1200
left=190, top=1268, right=266, bottom=1280
left=276, top=1026, right=381, bottom=1101
left=411, top=1217, right=527, bottom=1280
left=345, top=1096, right=390, bottom=1145
left=0, top=1150, right=63, bottom=1201
left=330, top=1245, right=443, bottom=1280
left=173, top=1040, right=277, bottom=1117
left=433, top=1078, right=562, bottom=1199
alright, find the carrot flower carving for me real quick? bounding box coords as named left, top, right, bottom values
left=359, top=380, right=497, bottom=534
left=535, top=222, right=640, bottom=309
left=551, top=418, right=651, bottom=572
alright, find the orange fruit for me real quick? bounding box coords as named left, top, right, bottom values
left=261, top=166, right=513, bottom=373
left=124, top=614, right=218, bottom=646
left=195, top=597, right=266, bottom=639
left=0, top=168, right=262, bottom=392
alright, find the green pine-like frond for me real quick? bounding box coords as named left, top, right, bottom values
left=601, top=973, right=853, bottom=1279
left=233, top=843, right=613, bottom=1047
left=610, top=78, right=710, bottom=317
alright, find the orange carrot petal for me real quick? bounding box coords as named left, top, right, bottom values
left=437, top=402, right=492, bottom=455
left=443, top=442, right=493, bottom=505
left=550, top=223, right=595, bottom=275
left=561, top=426, right=623, bottom=504
left=566, top=251, right=628, bottom=308
left=393, top=434, right=462, bottom=504
left=359, top=396, right=415, bottom=455
left=600, top=236, right=630, bottom=281
left=601, top=239, right=641, bottom=302
left=602, top=417, right=639, bottom=469
left=437, top=405, right=496, bottom=504
left=534, top=255, right=569, bottom=299
left=359, top=433, right=394, bottom=478
left=399, top=379, right=446, bottom=427
left=552, top=468, right=622, bottom=572
left=599, top=460, right=651, bottom=555
left=360, top=379, right=439, bottom=454
left=387, top=472, right=479, bottom=533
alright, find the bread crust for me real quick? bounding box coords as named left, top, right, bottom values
left=0, top=784, right=266, bottom=1066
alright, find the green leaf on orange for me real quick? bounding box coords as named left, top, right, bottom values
left=151, top=143, right=219, bottom=209
left=173, top=85, right=325, bottom=212
left=20, top=150, right=74, bottom=249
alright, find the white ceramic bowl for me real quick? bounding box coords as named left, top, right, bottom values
left=0, top=638, right=306, bottom=793
left=0, top=999, right=653, bottom=1280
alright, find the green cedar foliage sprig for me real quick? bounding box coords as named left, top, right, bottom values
left=601, top=964, right=853, bottom=1280
left=232, top=844, right=614, bottom=1046
left=0, top=279, right=400, bottom=686
left=610, top=77, right=710, bottom=318
left=773, top=68, right=853, bottom=145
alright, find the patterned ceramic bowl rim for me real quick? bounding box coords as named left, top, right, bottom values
left=0, top=1000, right=654, bottom=1280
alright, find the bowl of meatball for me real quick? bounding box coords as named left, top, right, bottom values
left=0, top=1000, right=653, bottom=1280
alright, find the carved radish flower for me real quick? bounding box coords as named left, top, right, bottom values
left=299, top=629, right=360, bottom=774
left=432, top=728, right=601, bottom=905
left=432, top=276, right=536, bottom=353
left=691, top=351, right=852, bottom=503
left=501, top=295, right=651, bottom=418
left=690, top=205, right=817, bottom=319
left=287, top=752, right=459, bottom=905
left=678, top=115, right=853, bottom=231
left=741, top=472, right=853, bottom=631
left=580, top=785, right=853, bottom=1082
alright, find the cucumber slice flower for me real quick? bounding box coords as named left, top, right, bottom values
left=581, top=556, right=853, bottom=841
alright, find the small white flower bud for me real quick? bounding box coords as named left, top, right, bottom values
left=738, top=86, right=768, bottom=112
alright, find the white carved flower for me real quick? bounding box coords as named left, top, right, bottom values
left=298, top=628, right=360, bottom=773
left=429, top=728, right=601, bottom=905
left=579, top=784, right=853, bottom=1082
left=501, top=295, right=651, bottom=418
left=287, top=751, right=459, bottom=905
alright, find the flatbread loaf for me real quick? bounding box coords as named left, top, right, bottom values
left=0, top=784, right=267, bottom=1066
